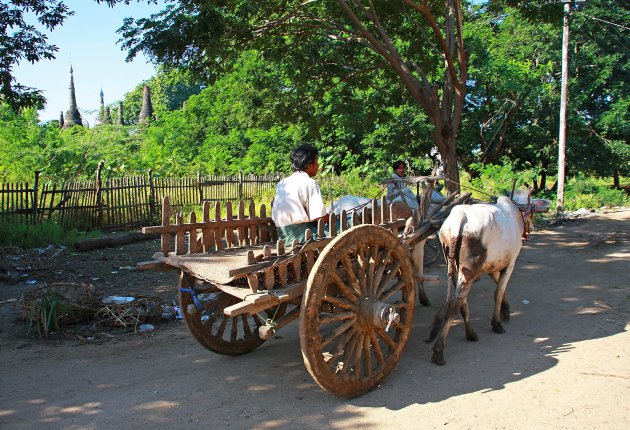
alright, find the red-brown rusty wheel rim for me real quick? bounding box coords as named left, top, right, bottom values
left=299, top=224, right=416, bottom=398
left=179, top=272, right=285, bottom=356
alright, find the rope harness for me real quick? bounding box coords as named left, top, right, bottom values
left=179, top=273, right=203, bottom=311
left=519, top=204, right=536, bottom=240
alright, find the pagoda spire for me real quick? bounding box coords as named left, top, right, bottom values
left=63, top=66, right=83, bottom=128
left=96, top=88, right=106, bottom=126
left=138, top=85, right=154, bottom=124
left=117, top=101, right=124, bottom=125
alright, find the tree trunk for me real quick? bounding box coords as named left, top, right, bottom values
left=613, top=171, right=620, bottom=188
left=336, top=0, right=465, bottom=194
left=74, top=232, right=158, bottom=252
left=434, top=127, right=460, bottom=195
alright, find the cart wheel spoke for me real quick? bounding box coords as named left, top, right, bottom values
left=379, top=279, right=405, bottom=302
left=363, top=334, right=373, bottom=378
left=350, top=332, right=365, bottom=376
left=320, top=318, right=356, bottom=349
left=241, top=314, right=253, bottom=337
left=329, top=326, right=355, bottom=364
left=374, top=326, right=397, bottom=350
left=340, top=254, right=361, bottom=294
left=300, top=224, right=415, bottom=398
left=328, top=272, right=359, bottom=303
left=365, top=246, right=380, bottom=296
left=179, top=273, right=287, bottom=356
left=340, top=331, right=362, bottom=375
left=369, top=329, right=386, bottom=366
left=230, top=314, right=239, bottom=342
left=319, top=311, right=354, bottom=325
left=371, top=250, right=391, bottom=295
left=215, top=314, right=229, bottom=339
left=355, top=246, right=368, bottom=292
left=322, top=295, right=355, bottom=311
left=375, top=261, right=402, bottom=297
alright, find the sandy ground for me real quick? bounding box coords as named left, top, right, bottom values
left=0, top=208, right=628, bottom=430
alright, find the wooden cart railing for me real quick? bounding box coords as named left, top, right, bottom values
left=137, top=176, right=470, bottom=398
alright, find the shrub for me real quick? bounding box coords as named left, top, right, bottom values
left=324, top=169, right=383, bottom=201
left=0, top=222, right=100, bottom=249
left=462, top=160, right=532, bottom=200
left=563, top=175, right=629, bottom=211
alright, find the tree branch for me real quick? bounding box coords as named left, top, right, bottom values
left=402, top=0, right=462, bottom=92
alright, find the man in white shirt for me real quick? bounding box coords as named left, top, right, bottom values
left=272, top=145, right=329, bottom=244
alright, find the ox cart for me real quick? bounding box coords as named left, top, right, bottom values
left=138, top=176, right=470, bottom=398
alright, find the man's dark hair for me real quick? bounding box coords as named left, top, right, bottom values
left=392, top=160, right=406, bottom=171
left=291, top=144, right=319, bottom=171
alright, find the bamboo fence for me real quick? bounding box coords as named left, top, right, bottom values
left=0, top=166, right=281, bottom=231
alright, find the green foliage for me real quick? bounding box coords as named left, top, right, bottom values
left=322, top=169, right=383, bottom=202
left=462, top=162, right=629, bottom=211
left=1, top=1, right=627, bottom=195
left=0, top=104, right=64, bottom=181
left=0, top=222, right=100, bottom=249
left=26, top=289, right=69, bottom=338
left=462, top=160, right=532, bottom=200
left=563, top=175, right=630, bottom=211
left=119, top=67, right=204, bottom=125
left=0, top=0, right=73, bottom=110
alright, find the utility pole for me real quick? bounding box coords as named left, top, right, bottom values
left=556, top=0, right=571, bottom=214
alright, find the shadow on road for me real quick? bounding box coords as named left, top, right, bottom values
left=1, top=211, right=628, bottom=429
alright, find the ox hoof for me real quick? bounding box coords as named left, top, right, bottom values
left=466, top=330, right=479, bottom=342
left=500, top=303, right=511, bottom=321
left=491, top=321, right=505, bottom=334
left=431, top=351, right=446, bottom=366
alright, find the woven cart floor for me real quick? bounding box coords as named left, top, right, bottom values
left=156, top=244, right=271, bottom=284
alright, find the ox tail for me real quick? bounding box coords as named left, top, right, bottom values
left=425, top=217, right=465, bottom=344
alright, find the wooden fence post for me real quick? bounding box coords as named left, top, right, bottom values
left=238, top=171, right=244, bottom=201
left=33, top=170, right=40, bottom=224
left=197, top=171, right=203, bottom=203
left=148, top=168, right=155, bottom=218
left=96, top=161, right=104, bottom=227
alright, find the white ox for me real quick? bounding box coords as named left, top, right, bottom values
left=328, top=191, right=445, bottom=216
left=427, top=191, right=550, bottom=365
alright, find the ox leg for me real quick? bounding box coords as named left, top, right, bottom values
left=490, top=265, right=514, bottom=334
left=500, top=296, right=511, bottom=322
left=431, top=277, right=473, bottom=366
left=412, top=241, right=431, bottom=306
left=489, top=272, right=511, bottom=322
left=460, top=300, right=478, bottom=341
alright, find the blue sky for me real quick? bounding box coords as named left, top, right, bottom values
left=14, top=0, right=168, bottom=124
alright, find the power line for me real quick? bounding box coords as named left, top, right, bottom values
left=579, top=13, right=629, bottom=31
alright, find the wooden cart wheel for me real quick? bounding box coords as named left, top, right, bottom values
left=179, top=272, right=285, bottom=356
left=423, top=233, right=442, bottom=267
left=299, top=224, right=416, bottom=398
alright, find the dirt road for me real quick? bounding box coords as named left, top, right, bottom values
left=1, top=209, right=628, bottom=429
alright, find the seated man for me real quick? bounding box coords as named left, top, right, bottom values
left=387, top=160, right=419, bottom=209
left=272, top=144, right=329, bottom=244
